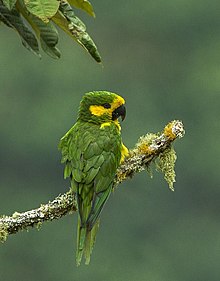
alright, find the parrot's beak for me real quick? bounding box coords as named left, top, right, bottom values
left=112, top=104, right=126, bottom=121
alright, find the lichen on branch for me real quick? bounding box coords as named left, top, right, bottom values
left=116, top=120, right=184, bottom=187
left=0, top=191, right=77, bottom=242
left=0, top=120, right=184, bottom=243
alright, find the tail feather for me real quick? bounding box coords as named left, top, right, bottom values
left=84, top=229, right=91, bottom=265
left=76, top=219, right=86, bottom=266
left=86, top=188, right=112, bottom=231
left=76, top=217, right=100, bottom=266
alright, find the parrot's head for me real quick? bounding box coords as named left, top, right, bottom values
left=78, top=91, right=126, bottom=125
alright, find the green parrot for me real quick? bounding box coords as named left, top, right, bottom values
left=59, top=91, right=128, bottom=266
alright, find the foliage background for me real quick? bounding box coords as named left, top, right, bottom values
left=1, top=0, right=220, bottom=280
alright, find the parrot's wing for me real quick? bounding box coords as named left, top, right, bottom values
left=59, top=122, right=121, bottom=228
left=82, top=143, right=120, bottom=230
left=86, top=187, right=112, bottom=230
left=58, top=124, right=78, bottom=165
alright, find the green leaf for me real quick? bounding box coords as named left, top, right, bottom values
left=17, top=0, right=60, bottom=59
left=24, top=0, right=59, bottom=23
left=80, top=33, right=101, bottom=63
left=52, top=1, right=101, bottom=62
left=39, top=26, right=61, bottom=59
left=0, top=8, right=13, bottom=26
left=0, top=0, right=40, bottom=56
left=1, top=0, right=101, bottom=62
left=2, top=0, right=17, bottom=10
left=68, top=0, right=95, bottom=17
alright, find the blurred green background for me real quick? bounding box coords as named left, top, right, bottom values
left=1, top=0, right=220, bottom=280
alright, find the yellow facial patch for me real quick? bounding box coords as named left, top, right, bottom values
left=89, top=94, right=125, bottom=117
left=89, top=105, right=112, bottom=117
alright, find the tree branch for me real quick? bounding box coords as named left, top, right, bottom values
left=0, top=120, right=185, bottom=243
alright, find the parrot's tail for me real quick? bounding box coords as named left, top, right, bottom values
left=76, top=216, right=99, bottom=266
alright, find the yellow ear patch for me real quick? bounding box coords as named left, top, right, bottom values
left=89, top=105, right=111, bottom=116
left=89, top=95, right=125, bottom=117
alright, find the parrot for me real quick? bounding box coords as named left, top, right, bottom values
left=58, top=91, right=128, bottom=266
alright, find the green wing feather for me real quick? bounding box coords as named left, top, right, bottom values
left=59, top=121, right=122, bottom=265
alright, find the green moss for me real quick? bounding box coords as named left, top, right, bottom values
left=137, top=133, right=158, bottom=148
left=156, top=146, right=177, bottom=191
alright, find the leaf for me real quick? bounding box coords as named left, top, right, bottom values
left=39, top=26, right=61, bottom=58
left=17, top=0, right=60, bottom=59
left=80, top=33, right=101, bottom=63
left=0, top=8, right=13, bottom=26
left=24, top=0, right=59, bottom=23
left=52, top=1, right=101, bottom=62
left=2, top=0, right=17, bottom=10
left=0, top=0, right=40, bottom=56
left=68, top=0, right=95, bottom=17
left=1, top=0, right=101, bottom=62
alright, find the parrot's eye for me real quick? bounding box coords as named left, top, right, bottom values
left=102, top=103, right=111, bottom=109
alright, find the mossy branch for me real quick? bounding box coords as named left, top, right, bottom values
left=0, top=120, right=185, bottom=243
